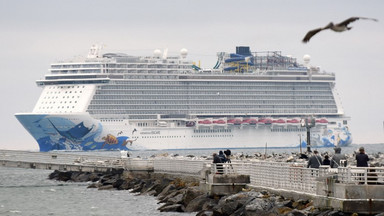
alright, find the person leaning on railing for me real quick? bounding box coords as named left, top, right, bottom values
left=307, top=150, right=322, bottom=168
left=356, top=147, right=371, bottom=184
left=213, top=153, right=223, bottom=174
left=356, top=147, right=369, bottom=167
left=224, top=149, right=231, bottom=163
left=331, top=147, right=347, bottom=168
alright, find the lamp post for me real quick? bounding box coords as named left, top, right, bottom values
left=298, top=134, right=302, bottom=154
left=301, top=116, right=316, bottom=153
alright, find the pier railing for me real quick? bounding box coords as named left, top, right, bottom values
left=154, top=158, right=206, bottom=176
left=335, top=166, right=384, bottom=185
left=2, top=150, right=384, bottom=195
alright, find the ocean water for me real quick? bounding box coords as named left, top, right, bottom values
left=0, top=167, right=194, bottom=216
left=1, top=143, right=383, bottom=216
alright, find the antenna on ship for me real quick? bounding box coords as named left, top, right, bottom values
left=162, top=48, right=168, bottom=59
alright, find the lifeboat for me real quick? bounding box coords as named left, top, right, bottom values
left=198, top=119, right=212, bottom=124
left=258, top=118, right=273, bottom=125
left=316, top=118, right=328, bottom=125
left=213, top=119, right=226, bottom=124
left=273, top=119, right=286, bottom=124
left=287, top=119, right=300, bottom=124
left=227, top=119, right=242, bottom=125
left=242, top=119, right=258, bottom=125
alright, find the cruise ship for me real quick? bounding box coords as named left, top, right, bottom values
left=15, top=45, right=352, bottom=151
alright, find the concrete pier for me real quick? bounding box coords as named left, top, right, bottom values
left=200, top=174, right=250, bottom=196
left=1, top=150, right=384, bottom=214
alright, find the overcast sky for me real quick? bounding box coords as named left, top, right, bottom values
left=1, top=0, right=383, bottom=150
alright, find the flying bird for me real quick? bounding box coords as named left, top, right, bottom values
left=302, top=17, right=378, bottom=43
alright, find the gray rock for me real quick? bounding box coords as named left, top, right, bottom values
left=201, top=198, right=218, bottom=211
left=196, top=210, right=213, bottom=216
left=185, top=195, right=211, bottom=212
left=183, top=186, right=205, bottom=206
left=131, top=182, right=145, bottom=193
left=167, top=193, right=184, bottom=205
left=244, top=198, right=274, bottom=215
left=158, top=184, right=176, bottom=200
left=159, top=189, right=185, bottom=204
left=158, top=204, right=185, bottom=212
left=286, top=209, right=307, bottom=216
left=213, top=198, right=240, bottom=216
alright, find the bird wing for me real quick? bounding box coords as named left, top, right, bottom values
left=338, top=17, right=378, bottom=26
left=302, top=27, right=328, bottom=43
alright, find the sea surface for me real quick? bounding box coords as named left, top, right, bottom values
left=0, top=143, right=383, bottom=216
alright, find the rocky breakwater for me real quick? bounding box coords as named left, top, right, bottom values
left=48, top=169, right=351, bottom=216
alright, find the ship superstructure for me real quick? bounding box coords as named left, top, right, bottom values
left=15, top=45, right=352, bottom=151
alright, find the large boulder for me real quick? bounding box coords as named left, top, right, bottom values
left=185, top=195, right=212, bottom=212
left=158, top=184, right=177, bottom=200
left=158, top=204, right=185, bottom=212
left=213, top=198, right=240, bottom=216
left=243, top=198, right=275, bottom=216
left=183, top=187, right=205, bottom=206
left=167, top=193, right=184, bottom=205
left=196, top=210, right=214, bottom=216
left=159, top=189, right=185, bottom=204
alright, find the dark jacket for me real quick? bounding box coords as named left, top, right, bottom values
left=323, top=158, right=330, bottom=166
left=218, top=151, right=227, bottom=163
left=213, top=155, right=222, bottom=163
left=307, top=154, right=322, bottom=168
left=356, top=153, right=369, bottom=167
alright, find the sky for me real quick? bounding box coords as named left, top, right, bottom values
left=1, top=0, right=383, bottom=150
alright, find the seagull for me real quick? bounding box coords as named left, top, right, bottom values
left=302, top=17, right=378, bottom=43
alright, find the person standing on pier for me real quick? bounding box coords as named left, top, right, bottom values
left=331, top=147, right=347, bottom=168
left=213, top=153, right=223, bottom=174
left=323, top=155, right=331, bottom=166
left=356, top=147, right=369, bottom=167
left=224, top=149, right=232, bottom=163
left=218, top=151, right=227, bottom=163
left=307, top=150, right=322, bottom=168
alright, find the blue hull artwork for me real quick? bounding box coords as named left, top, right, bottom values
left=15, top=114, right=131, bottom=152
left=299, top=127, right=352, bottom=148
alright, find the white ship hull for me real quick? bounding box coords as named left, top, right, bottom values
left=15, top=113, right=351, bottom=151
